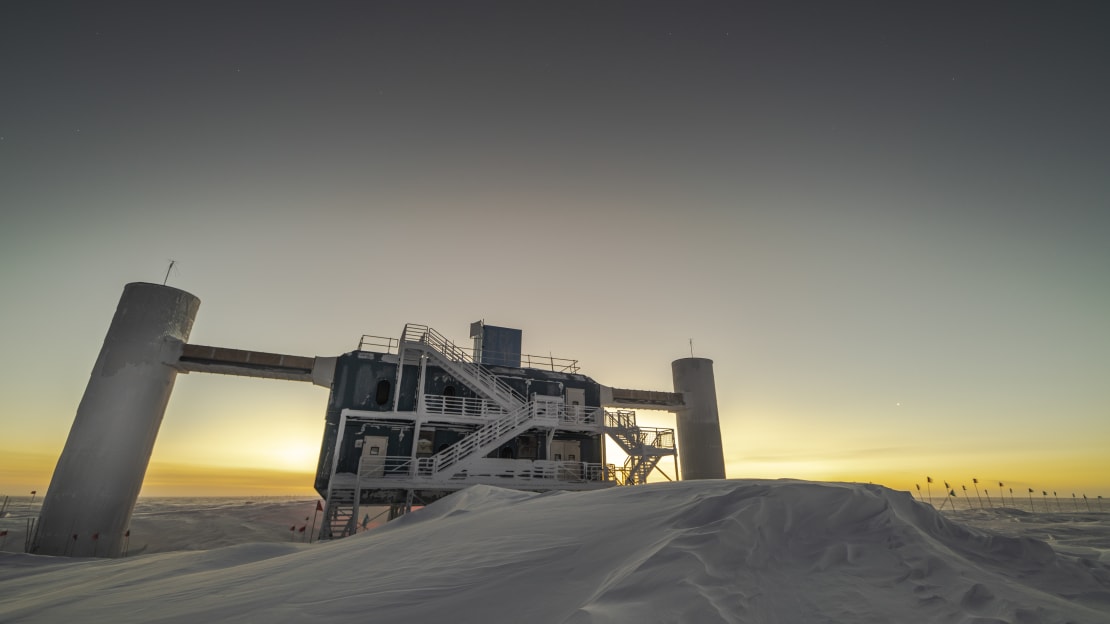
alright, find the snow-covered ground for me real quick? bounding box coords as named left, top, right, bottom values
left=1, top=480, right=1108, bottom=623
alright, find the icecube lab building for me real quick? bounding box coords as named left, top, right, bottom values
left=34, top=283, right=725, bottom=555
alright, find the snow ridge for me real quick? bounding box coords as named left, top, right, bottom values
left=1, top=480, right=1107, bottom=623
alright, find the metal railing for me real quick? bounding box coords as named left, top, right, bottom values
left=477, top=350, right=580, bottom=373
left=423, top=394, right=510, bottom=419
left=358, top=455, right=418, bottom=479
left=362, top=456, right=612, bottom=484
left=426, top=400, right=559, bottom=476
left=358, top=334, right=399, bottom=353
left=604, top=409, right=676, bottom=459
left=402, top=324, right=526, bottom=408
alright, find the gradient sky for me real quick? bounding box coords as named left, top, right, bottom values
left=2, top=1, right=1108, bottom=498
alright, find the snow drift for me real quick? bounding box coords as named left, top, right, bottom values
left=1, top=480, right=1108, bottom=623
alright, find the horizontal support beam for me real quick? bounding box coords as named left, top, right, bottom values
left=178, top=344, right=335, bottom=387
left=602, top=386, right=685, bottom=410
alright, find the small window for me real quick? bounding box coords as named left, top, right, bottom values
left=375, top=380, right=391, bottom=406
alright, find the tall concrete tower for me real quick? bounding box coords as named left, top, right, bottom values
left=33, top=283, right=200, bottom=557
left=671, top=357, right=725, bottom=480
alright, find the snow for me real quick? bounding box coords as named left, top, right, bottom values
left=1, top=480, right=1108, bottom=623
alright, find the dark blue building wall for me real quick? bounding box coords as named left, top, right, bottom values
left=314, top=350, right=606, bottom=496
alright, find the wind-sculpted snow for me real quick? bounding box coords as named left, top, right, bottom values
left=1, top=480, right=1108, bottom=623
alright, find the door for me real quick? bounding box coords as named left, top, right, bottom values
left=565, top=387, right=586, bottom=422
left=551, top=439, right=582, bottom=479
left=359, top=435, right=389, bottom=478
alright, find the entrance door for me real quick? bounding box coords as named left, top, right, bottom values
left=565, top=387, right=586, bottom=422
left=551, top=439, right=583, bottom=479
left=360, top=435, right=389, bottom=478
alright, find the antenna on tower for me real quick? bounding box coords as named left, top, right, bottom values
left=162, top=260, right=176, bottom=286
left=689, top=338, right=694, bottom=358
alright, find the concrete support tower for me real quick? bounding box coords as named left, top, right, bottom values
left=33, top=283, right=200, bottom=557
left=671, top=357, right=725, bottom=480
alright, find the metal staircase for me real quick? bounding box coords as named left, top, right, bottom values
left=420, top=401, right=558, bottom=478
left=400, top=324, right=525, bottom=410
left=604, top=409, right=676, bottom=485
left=320, top=486, right=356, bottom=540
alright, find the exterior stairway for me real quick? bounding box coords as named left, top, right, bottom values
left=604, top=409, right=676, bottom=485
left=320, top=486, right=356, bottom=540
left=400, top=324, right=525, bottom=411
left=420, top=400, right=558, bottom=478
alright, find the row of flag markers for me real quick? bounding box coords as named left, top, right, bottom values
left=291, top=500, right=324, bottom=543
left=915, top=477, right=1104, bottom=512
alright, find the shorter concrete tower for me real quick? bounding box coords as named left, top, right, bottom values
left=33, top=283, right=200, bottom=557
left=671, top=357, right=725, bottom=480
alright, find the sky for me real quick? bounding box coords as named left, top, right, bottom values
left=1, top=1, right=1108, bottom=498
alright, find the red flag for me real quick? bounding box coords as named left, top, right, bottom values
left=298, top=525, right=306, bottom=533
left=316, top=500, right=324, bottom=512
left=0, top=530, right=7, bottom=537
left=125, top=530, right=130, bottom=537
left=92, top=533, right=99, bottom=541
left=72, top=534, right=78, bottom=541
left=290, top=525, right=296, bottom=531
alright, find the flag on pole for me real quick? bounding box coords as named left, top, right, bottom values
left=973, top=478, right=978, bottom=484
left=944, top=481, right=950, bottom=489
left=927, top=476, right=933, bottom=483
left=316, top=500, right=323, bottom=512
left=298, top=525, right=306, bottom=533
left=0, top=530, right=7, bottom=537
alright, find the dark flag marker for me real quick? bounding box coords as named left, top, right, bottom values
left=962, top=485, right=972, bottom=510
left=1054, top=491, right=1062, bottom=512
left=298, top=525, right=306, bottom=542
left=1072, top=493, right=1080, bottom=512
left=972, top=479, right=984, bottom=509
left=926, top=477, right=933, bottom=507
left=915, top=484, right=922, bottom=502
left=289, top=525, right=296, bottom=541
left=998, top=482, right=1006, bottom=507
left=983, top=489, right=993, bottom=509
left=309, top=500, right=322, bottom=544
left=1083, top=494, right=1091, bottom=512
left=1028, top=488, right=1036, bottom=512
left=92, top=532, right=100, bottom=557
left=0, top=529, right=7, bottom=550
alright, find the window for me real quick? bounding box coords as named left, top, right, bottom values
left=375, top=380, right=391, bottom=406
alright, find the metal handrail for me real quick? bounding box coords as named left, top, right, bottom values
left=358, top=334, right=399, bottom=353
left=402, top=324, right=526, bottom=408
left=366, top=456, right=614, bottom=483
left=423, top=394, right=510, bottom=419
left=428, top=400, right=558, bottom=475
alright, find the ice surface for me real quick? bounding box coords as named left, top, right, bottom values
left=1, top=480, right=1108, bottom=623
